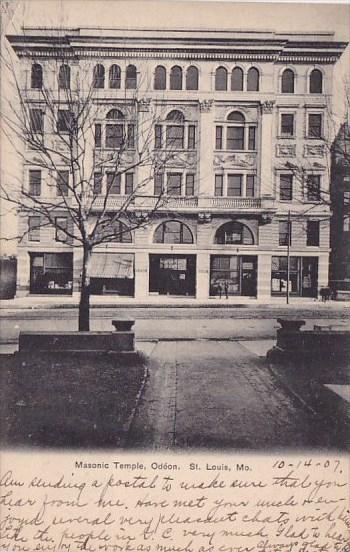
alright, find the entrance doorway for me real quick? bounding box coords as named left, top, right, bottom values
left=149, top=254, right=196, bottom=296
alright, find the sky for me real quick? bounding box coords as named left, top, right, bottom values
left=1, top=0, right=350, bottom=254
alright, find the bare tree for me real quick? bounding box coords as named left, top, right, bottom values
left=1, top=36, right=188, bottom=330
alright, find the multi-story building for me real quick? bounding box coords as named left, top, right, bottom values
left=7, top=28, right=347, bottom=301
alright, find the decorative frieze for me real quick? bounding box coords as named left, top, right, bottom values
left=261, top=101, right=275, bottom=114
left=213, top=152, right=256, bottom=169
left=276, top=144, right=297, bottom=157
left=303, top=144, right=325, bottom=157
left=198, top=212, right=212, bottom=224
left=138, top=98, right=152, bottom=112
left=199, top=100, right=214, bottom=113
left=156, top=151, right=197, bottom=168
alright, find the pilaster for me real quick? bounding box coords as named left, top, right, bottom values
left=137, top=98, right=153, bottom=196
left=259, top=101, right=275, bottom=197
left=196, top=252, right=210, bottom=299
left=199, top=100, right=214, bottom=196
left=257, top=253, right=271, bottom=299
left=134, top=250, right=149, bottom=299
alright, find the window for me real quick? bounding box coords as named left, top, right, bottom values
left=93, top=64, right=105, bottom=88
left=31, top=64, right=43, bottom=89
left=306, top=220, right=320, bottom=246
left=125, top=65, right=137, bottom=89
left=106, top=172, right=121, bottom=194
left=58, top=64, right=70, bottom=89
left=125, top=173, right=134, bottom=195
left=215, top=222, right=254, bottom=245
left=154, top=221, right=193, bottom=244
left=227, top=174, right=242, bottom=196
left=29, top=170, right=41, bottom=196
left=246, top=175, right=255, bottom=197
left=157, top=110, right=195, bottom=151
left=279, top=174, right=293, bottom=201
left=170, top=66, right=182, bottom=90
left=93, top=173, right=102, bottom=195
left=280, top=114, right=294, bottom=136
left=55, top=217, right=68, bottom=242
left=57, top=110, right=73, bottom=133
left=29, top=109, right=43, bottom=133
left=185, top=174, right=195, bottom=196
left=279, top=220, right=291, bottom=246
left=227, top=112, right=245, bottom=150
left=186, top=66, right=198, bottom=90
left=231, top=67, right=243, bottom=91
left=154, top=65, right=166, bottom=90
left=57, top=170, right=69, bottom=196
left=343, top=216, right=350, bottom=232
left=167, top=173, right=182, bottom=195
left=271, top=256, right=299, bottom=295
left=109, top=65, right=121, bottom=89
left=308, top=114, right=322, bottom=138
left=188, top=125, right=196, bottom=149
left=155, top=125, right=162, bottom=149
left=105, top=109, right=124, bottom=148
left=30, top=252, right=73, bottom=295
left=306, top=175, right=321, bottom=201
left=247, top=67, right=259, bottom=91
left=344, top=191, right=350, bottom=205
left=127, top=124, right=135, bottom=148
left=281, top=69, right=295, bottom=93
left=215, top=175, right=224, bottom=196
left=154, top=173, right=164, bottom=196
left=248, top=127, right=256, bottom=150
left=215, top=126, right=223, bottom=150
left=28, top=216, right=40, bottom=241
left=94, top=124, right=102, bottom=148
left=166, top=125, right=184, bottom=149
left=309, top=69, right=323, bottom=94
left=215, top=67, right=227, bottom=91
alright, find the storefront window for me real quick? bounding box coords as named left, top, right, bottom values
left=271, top=256, right=318, bottom=297
left=30, top=252, right=73, bottom=294
left=210, top=255, right=257, bottom=297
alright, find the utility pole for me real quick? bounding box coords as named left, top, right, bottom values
left=286, top=209, right=291, bottom=305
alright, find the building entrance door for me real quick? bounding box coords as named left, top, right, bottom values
left=149, top=254, right=196, bottom=296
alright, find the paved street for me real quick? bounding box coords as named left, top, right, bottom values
left=128, top=340, right=347, bottom=450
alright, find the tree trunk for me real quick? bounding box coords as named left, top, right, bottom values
left=78, top=245, right=92, bottom=331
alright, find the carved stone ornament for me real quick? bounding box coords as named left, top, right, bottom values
left=276, top=144, right=296, bottom=157
left=138, top=98, right=152, bottom=112
left=159, top=151, right=197, bottom=168
left=261, top=101, right=275, bottom=114
left=213, top=153, right=256, bottom=168
left=199, top=100, right=214, bottom=113
left=260, top=214, right=273, bottom=225
left=304, top=144, right=325, bottom=158
left=198, top=212, right=212, bottom=224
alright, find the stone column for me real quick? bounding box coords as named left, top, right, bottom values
left=196, top=252, right=210, bottom=299
left=137, top=98, right=153, bottom=196
left=257, top=253, right=271, bottom=299
left=199, top=100, right=215, bottom=196
left=134, top=250, right=149, bottom=300
left=259, top=101, right=275, bottom=197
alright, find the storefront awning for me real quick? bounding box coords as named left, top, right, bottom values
left=90, top=253, right=134, bottom=279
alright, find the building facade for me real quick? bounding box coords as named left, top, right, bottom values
left=7, top=28, right=347, bottom=300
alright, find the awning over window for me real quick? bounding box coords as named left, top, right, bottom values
left=90, top=253, right=134, bottom=279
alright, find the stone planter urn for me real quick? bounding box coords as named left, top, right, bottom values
left=277, top=318, right=305, bottom=332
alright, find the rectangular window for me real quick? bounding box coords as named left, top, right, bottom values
left=57, top=110, right=73, bottom=133
left=188, top=125, right=196, bottom=149
left=127, top=124, right=135, bottom=148
left=227, top=127, right=244, bottom=150
left=29, top=109, right=43, bottom=133
left=106, top=172, right=121, bottom=194
left=306, top=220, right=320, bottom=246
left=93, top=173, right=102, bottom=195
left=280, top=174, right=293, bottom=201
left=125, top=173, right=134, bottom=195
left=56, top=170, right=69, bottom=196
left=308, top=114, right=322, bottom=138
left=166, top=126, right=184, bottom=149
left=248, top=127, right=256, bottom=150
left=105, top=124, right=124, bottom=148
left=155, top=125, right=162, bottom=149
left=343, top=215, right=350, bottom=232
left=154, top=173, right=164, bottom=196
left=281, top=114, right=294, bottom=136
left=55, top=217, right=68, bottom=242
left=246, top=175, right=255, bottom=197
left=29, top=170, right=41, bottom=196
left=94, top=124, right=102, bottom=148
left=306, top=175, right=321, bottom=201
left=28, top=216, right=40, bottom=241
left=271, top=256, right=300, bottom=295
left=343, top=191, right=350, bottom=205
left=227, top=174, right=242, bottom=196
left=167, top=173, right=182, bottom=195
left=279, top=220, right=291, bottom=246
left=215, top=126, right=223, bottom=150
left=215, top=175, right=223, bottom=196
left=185, top=174, right=195, bottom=196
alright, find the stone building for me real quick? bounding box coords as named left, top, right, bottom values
left=7, top=28, right=348, bottom=300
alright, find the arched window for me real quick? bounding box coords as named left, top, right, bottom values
left=226, top=111, right=245, bottom=150
left=166, top=110, right=185, bottom=122
left=215, top=67, right=227, bottom=91
left=154, top=66, right=166, bottom=90
left=106, top=109, right=124, bottom=120
left=154, top=221, right=193, bottom=244
left=58, top=64, right=70, bottom=89
left=170, top=66, right=182, bottom=90
left=214, top=221, right=254, bottom=245
left=31, top=64, right=43, bottom=89
left=93, top=64, right=105, bottom=88
left=281, top=69, right=295, bottom=93
left=247, top=67, right=259, bottom=91
left=96, top=219, right=132, bottom=243
left=231, top=67, right=243, bottom=91
left=186, top=66, right=198, bottom=90
left=309, top=69, right=323, bottom=94
left=227, top=111, right=245, bottom=123
left=125, top=65, right=137, bottom=89
left=164, top=110, right=185, bottom=149
left=109, top=65, right=121, bottom=89
left=104, top=109, right=135, bottom=149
